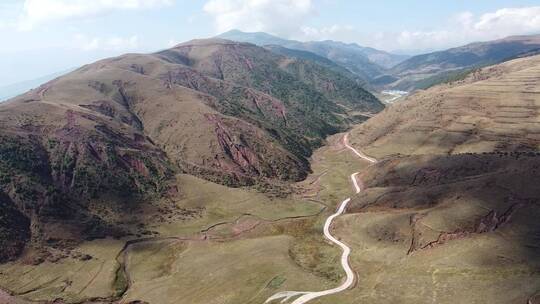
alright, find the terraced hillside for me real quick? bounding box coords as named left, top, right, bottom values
left=353, top=54, right=540, bottom=156
left=339, top=54, right=540, bottom=303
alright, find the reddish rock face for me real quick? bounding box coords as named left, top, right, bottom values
left=529, top=294, right=540, bottom=304
left=124, top=156, right=150, bottom=177
left=207, top=114, right=260, bottom=174
left=203, top=113, right=308, bottom=183
left=244, top=88, right=287, bottom=121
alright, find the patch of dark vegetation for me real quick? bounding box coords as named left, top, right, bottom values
left=0, top=124, right=174, bottom=261
left=0, top=192, right=30, bottom=263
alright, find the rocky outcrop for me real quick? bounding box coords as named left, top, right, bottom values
left=408, top=202, right=524, bottom=254
left=203, top=114, right=309, bottom=185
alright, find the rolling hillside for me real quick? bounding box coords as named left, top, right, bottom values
left=343, top=54, right=540, bottom=303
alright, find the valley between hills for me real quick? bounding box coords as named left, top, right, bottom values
left=1, top=36, right=540, bottom=304
left=0, top=129, right=372, bottom=304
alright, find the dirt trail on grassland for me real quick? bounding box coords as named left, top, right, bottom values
left=265, top=133, right=376, bottom=304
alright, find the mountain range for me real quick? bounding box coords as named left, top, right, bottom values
left=217, top=30, right=409, bottom=84
left=6, top=31, right=540, bottom=100
left=384, top=34, right=540, bottom=90
left=218, top=30, right=540, bottom=92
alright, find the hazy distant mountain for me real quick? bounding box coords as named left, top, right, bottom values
left=263, top=44, right=366, bottom=85
left=263, top=44, right=340, bottom=68
left=215, top=30, right=291, bottom=47
left=387, top=34, right=540, bottom=90
left=355, top=45, right=410, bottom=69
left=217, top=30, right=409, bottom=82
left=0, top=69, right=73, bottom=101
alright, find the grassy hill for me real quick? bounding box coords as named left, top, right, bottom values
left=0, top=38, right=382, bottom=263
left=342, top=54, right=540, bottom=303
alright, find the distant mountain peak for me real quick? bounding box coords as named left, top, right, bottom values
left=173, top=37, right=252, bottom=48
left=217, top=29, right=409, bottom=80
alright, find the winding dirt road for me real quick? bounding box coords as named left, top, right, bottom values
left=265, top=133, right=376, bottom=304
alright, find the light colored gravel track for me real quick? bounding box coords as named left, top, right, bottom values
left=265, top=133, right=376, bottom=304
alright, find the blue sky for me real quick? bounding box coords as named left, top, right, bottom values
left=1, top=0, right=540, bottom=86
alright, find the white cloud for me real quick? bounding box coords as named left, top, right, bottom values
left=73, top=34, right=139, bottom=51
left=300, top=24, right=355, bottom=41
left=167, top=38, right=180, bottom=47
left=404, top=6, right=540, bottom=50
left=202, top=3, right=540, bottom=52
left=299, top=6, right=540, bottom=52
left=203, top=0, right=314, bottom=37
left=473, top=7, right=540, bottom=34
left=18, top=0, right=173, bottom=30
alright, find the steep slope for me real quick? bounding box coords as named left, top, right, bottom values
left=156, top=39, right=382, bottom=153
left=276, top=55, right=378, bottom=115
left=0, top=38, right=382, bottom=262
left=387, top=34, right=540, bottom=90
left=343, top=54, right=540, bottom=303
left=0, top=86, right=174, bottom=263
left=217, top=30, right=408, bottom=82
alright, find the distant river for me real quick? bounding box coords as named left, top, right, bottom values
left=381, top=90, right=408, bottom=103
